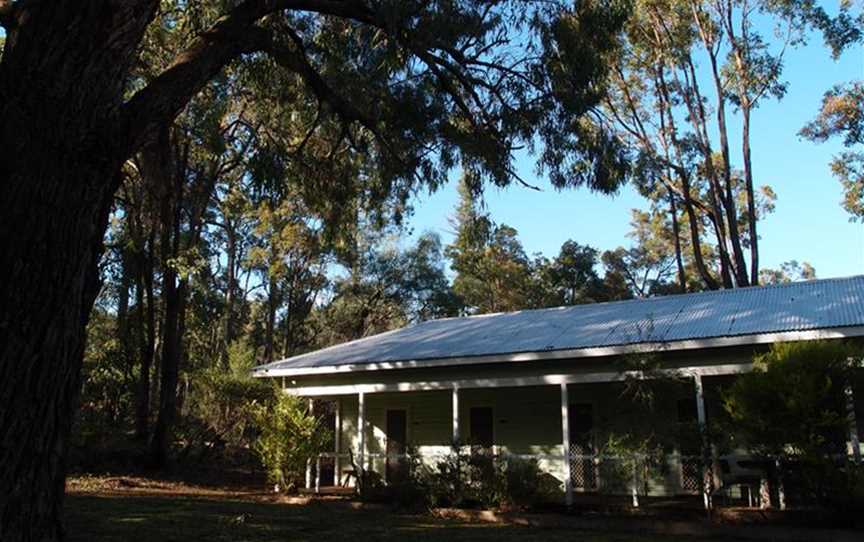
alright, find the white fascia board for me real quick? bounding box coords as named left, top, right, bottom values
left=283, top=363, right=753, bottom=397
left=252, top=326, right=864, bottom=379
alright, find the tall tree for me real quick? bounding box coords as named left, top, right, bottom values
left=600, top=0, right=826, bottom=288
left=532, top=240, right=610, bottom=306
left=0, top=3, right=628, bottom=536
left=319, top=231, right=459, bottom=344
left=446, top=179, right=535, bottom=313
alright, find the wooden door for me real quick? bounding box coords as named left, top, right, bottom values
left=469, top=407, right=494, bottom=448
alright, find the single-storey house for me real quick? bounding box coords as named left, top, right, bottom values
left=252, top=275, right=864, bottom=506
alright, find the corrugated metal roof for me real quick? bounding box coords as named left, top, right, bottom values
left=254, top=275, right=864, bottom=374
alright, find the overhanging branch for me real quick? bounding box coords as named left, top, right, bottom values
left=119, top=0, right=379, bottom=155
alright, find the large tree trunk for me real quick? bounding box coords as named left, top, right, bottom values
left=679, top=57, right=735, bottom=289
left=149, top=129, right=185, bottom=467
left=0, top=3, right=158, bottom=540
left=0, top=165, right=119, bottom=542
left=653, top=66, right=717, bottom=291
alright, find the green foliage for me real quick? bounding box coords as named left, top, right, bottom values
left=252, top=392, right=330, bottom=491
left=758, top=260, right=817, bottom=285
left=447, top=176, right=621, bottom=313
left=317, top=231, right=461, bottom=345
left=720, top=340, right=864, bottom=511
left=78, top=308, right=136, bottom=433
left=226, top=338, right=258, bottom=378
left=183, top=365, right=275, bottom=463
left=722, top=340, right=859, bottom=457
left=595, top=433, right=668, bottom=496
left=801, top=81, right=864, bottom=222
left=419, top=448, right=558, bottom=510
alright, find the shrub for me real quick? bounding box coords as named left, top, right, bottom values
left=181, top=369, right=275, bottom=463
left=723, top=340, right=863, bottom=510
left=423, top=447, right=557, bottom=510
left=501, top=455, right=559, bottom=509
left=595, top=433, right=667, bottom=496
left=252, top=392, right=330, bottom=492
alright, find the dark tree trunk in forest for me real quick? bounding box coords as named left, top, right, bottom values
left=149, top=129, right=185, bottom=467
left=134, top=233, right=156, bottom=441
left=0, top=3, right=159, bottom=540
left=151, top=269, right=186, bottom=466
left=0, top=163, right=119, bottom=542
left=146, top=126, right=215, bottom=465
left=0, top=0, right=361, bottom=532
left=265, top=276, right=279, bottom=363
left=221, top=224, right=237, bottom=368
left=117, top=250, right=132, bottom=355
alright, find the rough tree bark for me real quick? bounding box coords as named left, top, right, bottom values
left=0, top=3, right=160, bottom=540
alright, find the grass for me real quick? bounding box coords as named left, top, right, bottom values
left=64, top=493, right=736, bottom=542
left=63, top=475, right=740, bottom=542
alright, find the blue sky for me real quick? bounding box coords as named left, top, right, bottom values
left=405, top=20, right=864, bottom=280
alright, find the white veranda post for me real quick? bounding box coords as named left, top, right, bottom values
left=334, top=398, right=342, bottom=485
left=358, top=392, right=366, bottom=477
left=305, top=398, right=314, bottom=490
left=560, top=383, right=572, bottom=507
left=847, top=382, right=861, bottom=464
left=452, top=387, right=460, bottom=445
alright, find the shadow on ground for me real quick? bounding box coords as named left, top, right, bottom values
left=65, top=494, right=691, bottom=542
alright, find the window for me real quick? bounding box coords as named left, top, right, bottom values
left=469, top=407, right=493, bottom=447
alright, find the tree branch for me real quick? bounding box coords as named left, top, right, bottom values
left=119, top=0, right=378, bottom=155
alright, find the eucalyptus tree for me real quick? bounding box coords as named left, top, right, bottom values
left=318, top=231, right=459, bottom=344
left=801, top=81, right=864, bottom=221
left=758, top=260, right=816, bottom=284
left=446, top=178, right=536, bottom=313
left=574, top=0, right=826, bottom=290
left=0, top=2, right=629, bottom=537
left=246, top=194, right=328, bottom=362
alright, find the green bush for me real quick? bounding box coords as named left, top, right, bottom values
left=595, top=433, right=668, bottom=496
left=723, top=340, right=863, bottom=510
left=252, top=392, right=330, bottom=492
left=416, top=447, right=558, bottom=510
left=502, top=456, right=560, bottom=509
left=181, top=369, right=275, bottom=462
